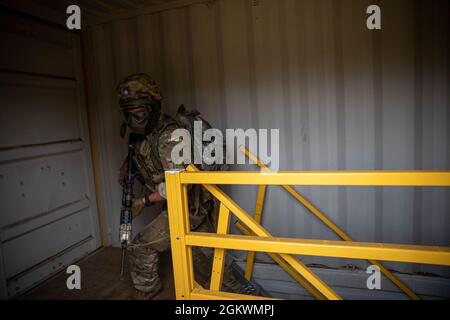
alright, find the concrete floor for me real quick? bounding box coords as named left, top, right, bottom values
left=19, top=247, right=175, bottom=300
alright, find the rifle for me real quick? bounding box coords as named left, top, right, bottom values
left=119, top=133, right=139, bottom=278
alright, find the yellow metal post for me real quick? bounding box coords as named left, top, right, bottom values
left=210, top=204, right=231, bottom=291
left=245, top=185, right=267, bottom=281
left=240, top=146, right=421, bottom=300
left=165, top=169, right=194, bottom=299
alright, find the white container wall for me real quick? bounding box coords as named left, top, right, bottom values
left=84, top=0, right=450, bottom=278
left=0, top=10, right=101, bottom=298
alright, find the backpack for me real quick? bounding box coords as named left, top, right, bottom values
left=174, top=104, right=227, bottom=172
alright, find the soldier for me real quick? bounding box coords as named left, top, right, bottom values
left=117, top=73, right=244, bottom=299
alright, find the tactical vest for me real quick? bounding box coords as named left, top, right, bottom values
left=132, top=114, right=217, bottom=230
left=132, top=114, right=177, bottom=189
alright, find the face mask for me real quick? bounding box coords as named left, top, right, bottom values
left=127, top=116, right=148, bottom=135
left=124, top=105, right=160, bottom=136
left=123, top=108, right=147, bottom=134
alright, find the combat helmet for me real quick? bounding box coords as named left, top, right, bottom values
left=117, top=73, right=163, bottom=136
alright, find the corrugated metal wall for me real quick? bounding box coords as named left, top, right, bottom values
left=85, top=0, right=450, bottom=277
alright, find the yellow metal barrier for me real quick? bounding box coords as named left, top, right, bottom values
left=239, top=146, right=421, bottom=299
left=165, top=165, right=450, bottom=300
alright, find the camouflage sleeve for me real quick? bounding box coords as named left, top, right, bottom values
left=157, top=124, right=187, bottom=171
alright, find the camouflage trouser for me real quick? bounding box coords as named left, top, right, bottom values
left=128, top=210, right=245, bottom=298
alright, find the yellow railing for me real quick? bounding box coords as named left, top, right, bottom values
left=165, top=162, right=450, bottom=300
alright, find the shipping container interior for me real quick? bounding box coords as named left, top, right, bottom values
left=0, top=0, right=449, bottom=300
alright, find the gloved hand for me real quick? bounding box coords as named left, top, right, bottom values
left=132, top=197, right=145, bottom=218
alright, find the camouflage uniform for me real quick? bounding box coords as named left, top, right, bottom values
left=117, top=73, right=244, bottom=299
